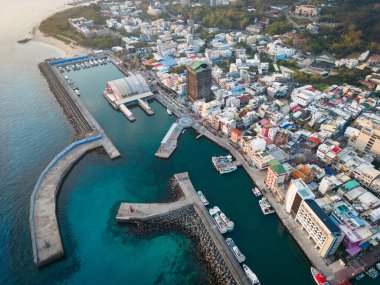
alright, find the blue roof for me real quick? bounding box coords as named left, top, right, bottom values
left=324, top=167, right=336, bottom=175
left=160, top=56, right=177, bottom=67
left=305, top=200, right=341, bottom=233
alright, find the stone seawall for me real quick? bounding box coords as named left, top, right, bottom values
left=132, top=207, right=237, bottom=285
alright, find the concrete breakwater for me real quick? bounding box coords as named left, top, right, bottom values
left=38, top=61, right=92, bottom=136
left=133, top=207, right=237, bottom=285
left=30, top=59, right=121, bottom=267
left=117, top=173, right=250, bottom=285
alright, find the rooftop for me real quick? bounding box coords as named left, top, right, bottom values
left=305, top=199, right=341, bottom=234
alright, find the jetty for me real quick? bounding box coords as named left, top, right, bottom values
left=155, top=117, right=194, bottom=158
left=31, top=59, right=121, bottom=267
left=117, top=172, right=251, bottom=285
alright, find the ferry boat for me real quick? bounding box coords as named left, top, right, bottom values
left=220, top=212, right=234, bottom=232
left=252, top=187, right=262, bottom=197
left=219, top=166, right=237, bottom=175
left=209, top=207, right=228, bottom=234
left=226, top=238, right=246, bottom=263
left=197, top=191, right=209, bottom=206
left=259, top=197, right=274, bottom=215
left=355, top=273, right=365, bottom=280
left=311, top=267, right=330, bottom=285
left=167, top=108, right=173, bottom=115
left=214, top=213, right=228, bottom=234
left=366, top=267, right=378, bottom=279
left=212, top=155, right=232, bottom=166
left=243, top=264, right=260, bottom=285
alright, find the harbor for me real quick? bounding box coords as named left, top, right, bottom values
left=20, top=56, right=370, bottom=285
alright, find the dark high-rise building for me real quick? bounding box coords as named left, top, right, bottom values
left=186, top=61, right=212, bottom=103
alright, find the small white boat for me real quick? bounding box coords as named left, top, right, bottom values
left=243, top=264, right=260, bottom=285
left=197, top=191, right=209, bottom=206
left=220, top=212, right=234, bottom=232
left=252, top=187, right=262, bottom=197
left=167, top=108, right=173, bottom=115
left=226, top=238, right=245, bottom=263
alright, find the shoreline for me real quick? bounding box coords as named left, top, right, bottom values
left=30, top=5, right=90, bottom=58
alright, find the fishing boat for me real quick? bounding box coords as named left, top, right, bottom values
left=311, top=267, right=330, bottom=285
left=197, top=191, right=209, bottom=206
left=366, top=267, right=378, bottom=279
left=219, top=166, right=237, bottom=174
left=226, top=238, right=246, bottom=263
left=209, top=207, right=228, bottom=234
left=243, top=264, right=260, bottom=285
left=167, top=108, right=173, bottom=115
left=355, top=273, right=365, bottom=280
left=220, top=212, right=234, bottom=232
left=214, top=213, right=228, bottom=234
left=259, top=197, right=275, bottom=215
left=252, top=187, right=262, bottom=197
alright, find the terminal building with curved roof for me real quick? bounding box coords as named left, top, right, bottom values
left=106, top=74, right=151, bottom=101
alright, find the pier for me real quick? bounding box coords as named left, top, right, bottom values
left=30, top=135, right=103, bottom=267
left=155, top=117, right=194, bottom=158
left=117, top=172, right=251, bottom=285
left=137, top=98, right=154, bottom=115
left=31, top=60, right=122, bottom=267
left=119, top=104, right=136, bottom=122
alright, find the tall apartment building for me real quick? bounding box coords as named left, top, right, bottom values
left=285, top=179, right=344, bottom=258
left=265, top=159, right=287, bottom=201
left=186, top=61, right=212, bottom=103
left=349, top=113, right=380, bottom=156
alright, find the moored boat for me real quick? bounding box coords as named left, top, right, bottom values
left=259, top=197, right=275, bottom=215
left=167, top=108, right=172, bottom=115
left=311, top=267, right=330, bottom=285
left=214, top=213, right=228, bottom=234
left=243, top=264, right=260, bottom=285
left=197, top=191, right=209, bottom=206
left=209, top=206, right=228, bottom=234
left=376, top=263, right=380, bottom=271
left=252, top=187, right=262, bottom=197
left=366, top=267, right=378, bottom=279
left=355, top=273, right=365, bottom=280
left=220, top=212, right=234, bottom=232
left=219, top=166, right=237, bottom=174
left=226, top=238, right=246, bottom=263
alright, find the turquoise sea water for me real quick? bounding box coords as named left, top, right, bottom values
left=1, top=1, right=379, bottom=284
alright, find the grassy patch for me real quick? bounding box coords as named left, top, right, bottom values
left=40, top=4, right=121, bottom=49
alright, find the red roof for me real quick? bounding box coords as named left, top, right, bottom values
left=239, top=95, right=253, bottom=102
left=306, top=87, right=317, bottom=92
left=231, top=128, right=243, bottom=136
left=308, top=137, right=321, bottom=144
left=290, top=106, right=299, bottom=111
left=264, top=137, right=272, bottom=143
left=332, top=147, right=341, bottom=153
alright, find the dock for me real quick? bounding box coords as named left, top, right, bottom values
left=137, top=98, right=154, bottom=115
left=155, top=117, right=194, bottom=158
left=117, top=172, right=251, bottom=285
left=31, top=60, right=122, bottom=267
left=119, top=104, right=136, bottom=122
